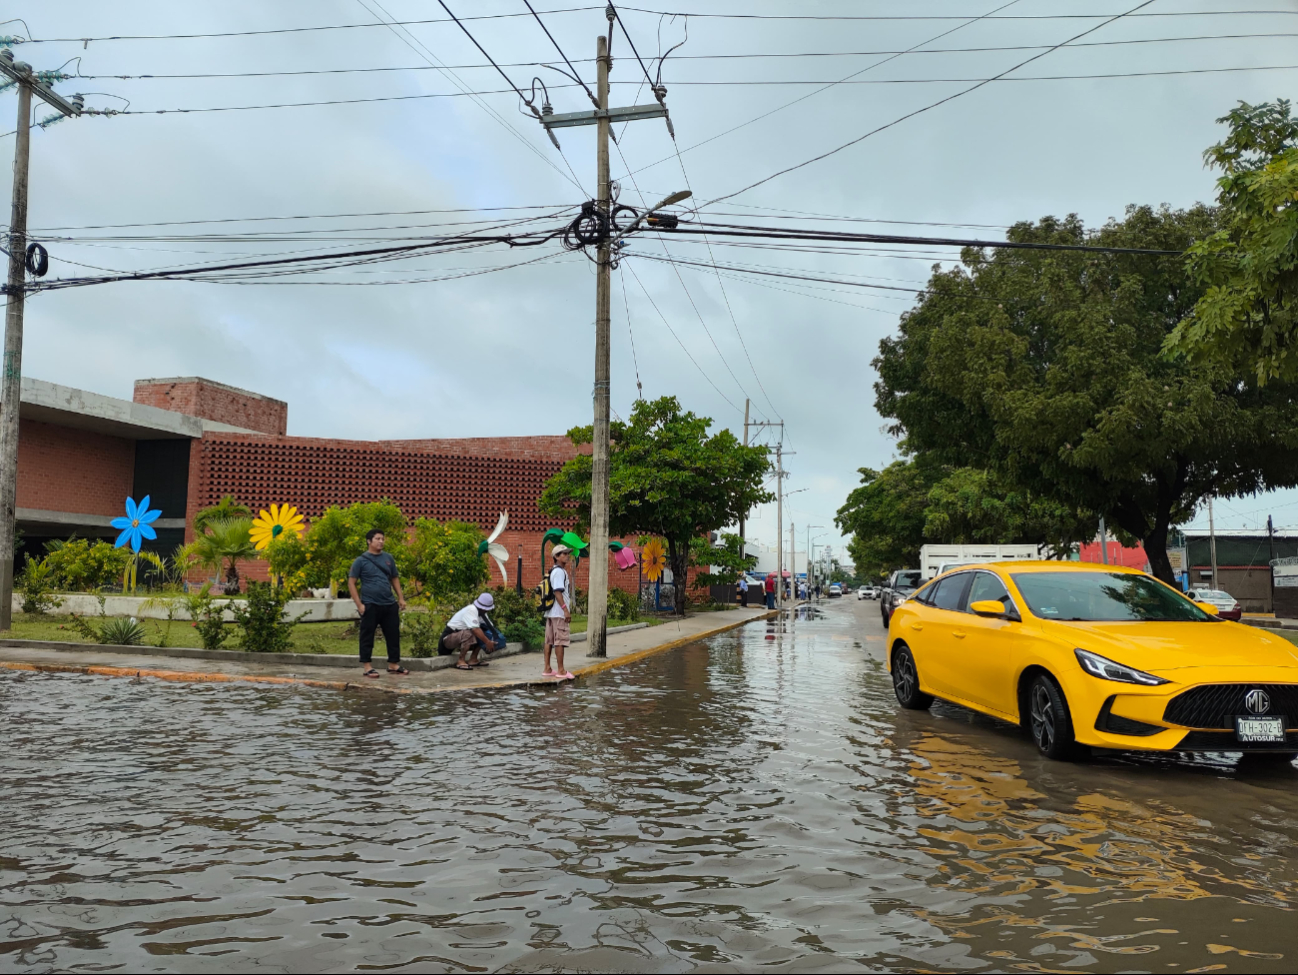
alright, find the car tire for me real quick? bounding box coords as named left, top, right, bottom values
left=1026, top=672, right=1084, bottom=761
left=891, top=645, right=933, bottom=710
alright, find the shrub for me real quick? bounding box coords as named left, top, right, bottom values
left=99, top=617, right=146, bottom=646
left=406, top=518, right=488, bottom=599
left=402, top=610, right=443, bottom=658
left=607, top=586, right=640, bottom=624
left=302, top=501, right=408, bottom=593
left=231, top=582, right=306, bottom=653
left=503, top=616, right=546, bottom=649
left=16, top=556, right=62, bottom=615
left=182, top=584, right=229, bottom=650
left=44, top=538, right=133, bottom=591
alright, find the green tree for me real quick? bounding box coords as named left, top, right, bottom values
left=539, top=396, right=772, bottom=615
left=301, top=501, right=407, bottom=594
left=1167, top=100, right=1298, bottom=381
left=874, top=205, right=1298, bottom=584
left=193, top=494, right=251, bottom=535
left=835, top=461, right=933, bottom=581
left=190, top=517, right=258, bottom=592
left=690, top=532, right=757, bottom=590
left=406, top=518, right=488, bottom=599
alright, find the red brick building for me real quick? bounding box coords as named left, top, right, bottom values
left=13, top=376, right=637, bottom=595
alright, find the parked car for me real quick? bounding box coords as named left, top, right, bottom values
left=857, top=586, right=872, bottom=600
left=881, top=569, right=924, bottom=626
left=828, top=583, right=843, bottom=597
left=1185, top=588, right=1243, bottom=621
left=887, top=562, right=1290, bottom=760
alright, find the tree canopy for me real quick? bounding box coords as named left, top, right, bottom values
left=1167, top=100, right=1298, bottom=381
left=873, top=204, right=1298, bottom=583
left=539, top=395, right=772, bottom=614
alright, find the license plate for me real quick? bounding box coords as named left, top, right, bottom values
left=1235, top=715, right=1287, bottom=743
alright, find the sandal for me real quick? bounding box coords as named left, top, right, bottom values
left=455, top=662, right=473, bottom=671
left=473, top=661, right=489, bottom=668
left=362, top=668, right=381, bottom=679
left=387, top=666, right=409, bottom=676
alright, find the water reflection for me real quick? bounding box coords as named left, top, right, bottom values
left=1, top=603, right=1297, bottom=972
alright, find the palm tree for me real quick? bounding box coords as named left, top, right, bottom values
left=190, top=517, right=257, bottom=593
left=193, top=495, right=251, bottom=536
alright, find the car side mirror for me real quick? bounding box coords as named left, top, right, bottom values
left=1195, top=601, right=1220, bottom=616
left=970, top=599, right=1011, bottom=618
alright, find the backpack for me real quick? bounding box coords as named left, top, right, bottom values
left=536, top=565, right=565, bottom=616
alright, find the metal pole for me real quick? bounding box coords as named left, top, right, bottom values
left=1268, top=514, right=1276, bottom=614
left=1208, top=496, right=1218, bottom=590
left=1098, top=516, right=1108, bottom=565
left=586, top=32, right=612, bottom=653
left=0, top=80, right=32, bottom=631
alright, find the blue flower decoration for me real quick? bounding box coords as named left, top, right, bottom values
left=112, top=495, right=162, bottom=553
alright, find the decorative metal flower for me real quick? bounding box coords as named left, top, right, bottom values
left=560, top=531, right=589, bottom=563
left=250, top=503, right=306, bottom=551
left=112, top=495, right=162, bottom=553
left=476, top=511, right=510, bottom=584
left=611, top=541, right=637, bottom=570
left=642, top=538, right=666, bottom=581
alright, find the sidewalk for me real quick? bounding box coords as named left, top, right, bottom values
left=0, top=607, right=777, bottom=696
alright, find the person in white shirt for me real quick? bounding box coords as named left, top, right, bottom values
left=737, top=575, right=749, bottom=608
left=544, top=545, right=575, bottom=680
left=440, top=592, right=500, bottom=671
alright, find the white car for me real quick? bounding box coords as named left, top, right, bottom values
left=1185, top=587, right=1242, bottom=621
left=828, top=583, right=843, bottom=597
left=857, top=586, right=875, bottom=600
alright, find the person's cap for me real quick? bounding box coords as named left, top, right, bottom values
left=474, top=592, right=494, bottom=611
left=552, top=545, right=571, bottom=556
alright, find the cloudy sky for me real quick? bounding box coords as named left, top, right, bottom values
left=7, top=0, right=1294, bottom=560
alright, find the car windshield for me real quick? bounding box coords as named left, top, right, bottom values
left=1011, top=571, right=1215, bottom=622
left=1199, top=590, right=1232, bottom=600
left=895, top=571, right=923, bottom=589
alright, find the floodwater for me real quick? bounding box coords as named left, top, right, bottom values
left=3, top=601, right=1298, bottom=973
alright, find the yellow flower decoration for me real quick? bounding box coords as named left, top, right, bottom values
left=250, top=503, right=306, bottom=551
left=642, top=538, right=666, bottom=582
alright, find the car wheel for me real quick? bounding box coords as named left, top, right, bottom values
left=1026, top=673, right=1084, bottom=761
left=892, top=645, right=933, bottom=710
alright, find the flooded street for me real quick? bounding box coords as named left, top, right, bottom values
left=3, top=600, right=1298, bottom=973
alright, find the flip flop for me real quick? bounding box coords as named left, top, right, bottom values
left=387, top=666, right=410, bottom=676
left=556, top=671, right=576, bottom=680
left=473, top=661, right=490, bottom=668
left=455, top=662, right=473, bottom=671
left=362, top=668, right=381, bottom=679
left=541, top=669, right=556, bottom=677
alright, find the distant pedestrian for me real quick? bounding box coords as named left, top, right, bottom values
left=544, top=545, right=575, bottom=680
left=737, top=575, right=749, bottom=608
left=348, top=529, right=408, bottom=678
left=764, top=573, right=776, bottom=610
left=440, top=592, right=505, bottom=670
left=815, top=583, right=822, bottom=601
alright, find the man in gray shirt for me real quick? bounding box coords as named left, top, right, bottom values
left=348, top=528, right=408, bottom=678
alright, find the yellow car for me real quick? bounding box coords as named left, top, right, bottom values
left=886, top=561, right=1298, bottom=761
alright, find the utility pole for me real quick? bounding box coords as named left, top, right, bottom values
left=789, top=520, right=796, bottom=602
left=1268, top=514, right=1277, bottom=613
left=0, top=50, right=81, bottom=631
left=585, top=32, right=613, bottom=656
left=738, top=398, right=749, bottom=550
left=1208, top=497, right=1218, bottom=590
left=1097, top=516, right=1108, bottom=565
left=775, top=442, right=784, bottom=612
left=538, top=14, right=676, bottom=656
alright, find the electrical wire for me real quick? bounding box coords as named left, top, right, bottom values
left=617, top=263, right=644, bottom=399
left=623, top=259, right=740, bottom=413
left=617, top=7, right=1298, bottom=21
left=702, top=0, right=1160, bottom=209
left=523, top=0, right=599, bottom=106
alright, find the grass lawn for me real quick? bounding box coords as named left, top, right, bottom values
left=2, top=612, right=663, bottom=654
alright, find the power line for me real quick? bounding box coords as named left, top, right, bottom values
left=702, top=0, right=1160, bottom=208
left=618, top=7, right=1298, bottom=21
left=523, top=0, right=598, bottom=106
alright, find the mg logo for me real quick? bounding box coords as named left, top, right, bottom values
left=1245, top=689, right=1272, bottom=714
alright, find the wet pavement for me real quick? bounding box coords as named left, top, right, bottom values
left=3, top=597, right=1297, bottom=973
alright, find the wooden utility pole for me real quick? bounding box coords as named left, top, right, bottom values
left=0, top=50, right=80, bottom=631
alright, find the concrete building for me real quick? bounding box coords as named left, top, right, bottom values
left=10, top=375, right=640, bottom=595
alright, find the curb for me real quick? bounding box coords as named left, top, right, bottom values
left=0, top=611, right=778, bottom=696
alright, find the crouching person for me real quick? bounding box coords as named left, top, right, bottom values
left=439, top=592, right=505, bottom=670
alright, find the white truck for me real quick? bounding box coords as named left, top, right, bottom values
left=918, top=543, right=1042, bottom=581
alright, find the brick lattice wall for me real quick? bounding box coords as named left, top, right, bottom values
left=134, top=378, right=288, bottom=435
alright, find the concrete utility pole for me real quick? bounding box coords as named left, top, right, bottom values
left=775, top=443, right=783, bottom=611
left=1268, top=514, right=1277, bottom=611
left=738, top=398, right=749, bottom=547
left=1208, top=497, right=1218, bottom=590
left=586, top=33, right=613, bottom=656
left=1097, top=516, right=1108, bottom=565
left=539, top=15, right=676, bottom=656
left=0, top=50, right=81, bottom=631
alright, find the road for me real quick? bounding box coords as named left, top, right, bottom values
left=2, top=595, right=1297, bottom=972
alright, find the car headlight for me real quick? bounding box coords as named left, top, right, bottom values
left=1074, top=648, right=1170, bottom=686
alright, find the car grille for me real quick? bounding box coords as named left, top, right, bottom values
left=1177, top=731, right=1298, bottom=752
left=1163, top=684, right=1298, bottom=729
